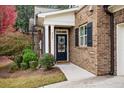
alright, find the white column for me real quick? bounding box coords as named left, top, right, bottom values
left=45, top=25, right=49, bottom=53
left=50, top=25, right=55, bottom=55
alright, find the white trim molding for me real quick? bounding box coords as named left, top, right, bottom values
left=108, top=5, right=124, bottom=13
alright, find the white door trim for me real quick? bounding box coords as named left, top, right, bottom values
left=55, top=29, right=69, bottom=61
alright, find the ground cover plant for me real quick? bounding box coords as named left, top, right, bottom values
left=0, top=56, right=67, bottom=88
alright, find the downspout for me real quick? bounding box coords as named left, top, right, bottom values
left=103, top=5, right=114, bottom=75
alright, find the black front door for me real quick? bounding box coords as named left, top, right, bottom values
left=56, top=34, right=67, bottom=61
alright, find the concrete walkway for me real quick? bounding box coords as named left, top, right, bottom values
left=44, top=75, right=124, bottom=88
left=42, top=63, right=124, bottom=88
left=43, top=63, right=96, bottom=88
left=56, top=63, right=96, bottom=81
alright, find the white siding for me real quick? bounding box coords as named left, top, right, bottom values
left=44, top=12, right=75, bottom=26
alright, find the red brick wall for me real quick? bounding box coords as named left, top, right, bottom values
left=70, top=6, right=98, bottom=75
left=96, top=6, right=111, bottom=75
left=69, top=5, right=111, bottom=75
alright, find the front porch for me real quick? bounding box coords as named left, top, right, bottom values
left=38, top=8, right=78, bottom=62
left=44, top=26, right=71, bottom=62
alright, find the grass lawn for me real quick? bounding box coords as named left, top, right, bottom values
left=0, top=56, right=67, bottom=88
left=0, top=69, right=66, bottom=88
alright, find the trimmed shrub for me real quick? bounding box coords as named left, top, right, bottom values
left=14, top=55, right=23, bottom=68
left=9, top=62, right=19, bottom=73
left=23, top=51, right=37, bottom=67
left=29, top=61, right=38, bottom=70
left=20, top=62, right=28, bottom=70
left=39, top=53, right=55, bottom=70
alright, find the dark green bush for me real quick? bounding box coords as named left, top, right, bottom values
left=20, top=62, right=28, bottom=70
left=39, top=53, right=55, bottom=70
left=23, top=51, right=38, bottom=67
left=22, top=48, right=33, bottom=54
left=9, top=62, right=19, bottom=73
left=14, top=55, right=23, bottom=68
left=29, top=61, right=38, bottom=70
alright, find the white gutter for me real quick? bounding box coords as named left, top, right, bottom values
left=108, top=5, right=124, bottom=13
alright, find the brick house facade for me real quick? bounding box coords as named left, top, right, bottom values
left=70, top=6, right=111, bottom=75
left=37, top=5, right=124, bottom=76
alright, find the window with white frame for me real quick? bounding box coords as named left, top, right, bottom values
left=79, top=24, right=87, bottom=47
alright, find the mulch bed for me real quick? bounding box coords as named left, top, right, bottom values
left=0, top=56, right=61, bottom=78
left=0, top=56, right=12, bottom=66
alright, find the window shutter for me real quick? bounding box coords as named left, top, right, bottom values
left=75, top=28, right=79, bottom=47
left=87, top=22, right=93, bottom=47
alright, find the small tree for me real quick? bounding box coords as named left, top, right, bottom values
left=15, top=6, right=34, bottom=32
left=0, top=6, right=17, bottom=33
